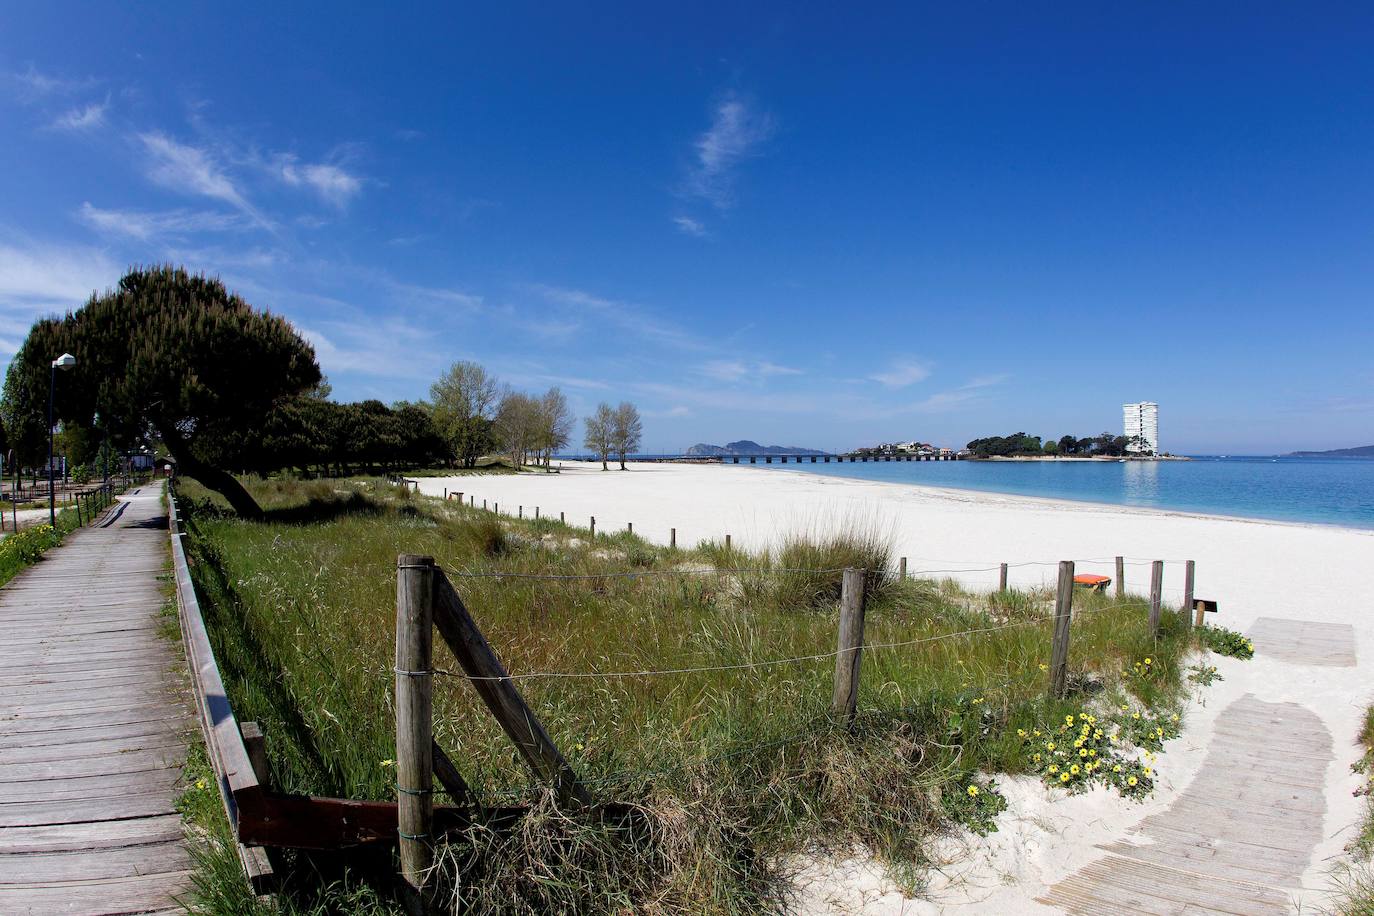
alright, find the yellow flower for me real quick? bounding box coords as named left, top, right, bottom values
left=1089, top=749, right=1097, bottom=757
left=1128, top=775, right=1138, bottom=786
left=1046, top=742, right=1056, bottom=751
left=1060, top=773, right=1070, bottom=783
left=1144, top=658, right=1152, bottom=665
left=380, top=759, right=395, bottom=768
left=1070, top=764, right=1080, bottom=775
left=1039, top=663, right=1048, bottom=671
left=1033, top=729, right=1041, bottom=737
left=967, top=785, right=979, bottom=798
left=195, top=778, right=207, bottom=790
left=1065, top=715, right=1074, bottom=726
left=1079, top=748, right=1088, bottom=758
left=1032, top=753, right=1042, bottom=763
left=1170, top=714, right=1179, bottom=723
left=1093, top=730, right=1103, bottom=739
left=1119, top=705, right=1128, bottom=713
left=1144, top=767, right=1152, bottom=777
left=1112, top=764, right=1122, bottom=773
left=1074, top=738, right=1084, bottom=748
left=1017, top=728, right=1028, bottom=738
left=1132, top=712, right=1141, bottom=720
left=1048, top=764, right=1059, bottom=774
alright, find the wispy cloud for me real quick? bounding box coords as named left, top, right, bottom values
left=78, top=202, right=249, bottom=241
left=685, top=92, right=776, bottom=209
left=869, top=360, right=932, bottom=389
left=11, top=65, right=98, bottom=102
left=645, top=404, right=692, bottom=418
left=297, top=318, right=440, bottom=380
left=673, top=215, right=707, bottom=237
left=50, top=98, right=108, bottom=131
left=276, top=156, right=363, bottom=208
left=699, top=359, right=802, bottom=382
left=137, top=132, right=266, bottom=225
left=534, top=284, right=706, bottom=351
left=0, top=238, right=118, bottom=314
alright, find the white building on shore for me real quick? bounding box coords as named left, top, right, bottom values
left=1123, top=401, right=1159, bottom=454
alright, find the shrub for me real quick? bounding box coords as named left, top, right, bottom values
left=1198, top=624, right=1254, bottom=659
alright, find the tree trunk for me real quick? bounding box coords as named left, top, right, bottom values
left=158, top=424, right=263, bottom=519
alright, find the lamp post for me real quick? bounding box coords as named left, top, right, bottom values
left=48, top=353, right=76, bottom=528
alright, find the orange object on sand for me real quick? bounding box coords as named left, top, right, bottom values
left=1074, top=574, right=1111, bottom=591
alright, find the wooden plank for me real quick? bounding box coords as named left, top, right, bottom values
left=0, top=816, right=184, bottom=855
left=0, top=870, right=193, bottom=915
left=831, top=567, right=867, bottom=724
left=431, top=570, right=592, bottom=807
left=0, top=840, right=190, bottom=883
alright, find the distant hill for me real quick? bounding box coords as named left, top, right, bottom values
left=686, top=440, right=829, bottom=457
left=1288, top=445, right=1374, bottom=458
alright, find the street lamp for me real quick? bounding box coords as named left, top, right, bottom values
left=48, top=353, right=76, bottom=528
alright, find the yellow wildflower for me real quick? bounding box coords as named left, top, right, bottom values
left=967, top=785, right=979, bottom=798
left=1070, top=764, right=1080, bottom=775
left=1144, top=767, right=1152, bottom=777
left=1039, top=664, right=1048, bottom=671
left=1048, top=764, right=1059, bottom=774
left=1112, top=764, right=1121, bottom=773
left=1060, top=773, right=1070, bottom=783
left=1046, top=742, right=1056, bottom=751
left=1017, top=728, right=1027, bottom=738
left=1144, top=657, right=1152, bottom=665
left=1128, top=776, right=1138, bottom=786
left=1079, top=748, right=1088, bottom=758
left=380, top=759, right=395, bottom=768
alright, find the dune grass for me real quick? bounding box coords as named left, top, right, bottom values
left=176, top=475, right=1198, bottom=913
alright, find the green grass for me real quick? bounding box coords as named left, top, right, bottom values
left=176, top=475, right=1200, bottom=913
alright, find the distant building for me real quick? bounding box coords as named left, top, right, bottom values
left=1123, top=401, right=1159, bottom=454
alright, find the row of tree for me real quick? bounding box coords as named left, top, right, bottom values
left=965, top=431, right=1142, bottom=458
left=0, top=266, right=647, bottom=516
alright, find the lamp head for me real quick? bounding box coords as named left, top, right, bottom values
left=51, top=353, right=76, bottom=371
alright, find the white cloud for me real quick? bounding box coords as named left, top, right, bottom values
left=869, top=360, right=932, bottom=389
left=277, top=157, right=363, bottom=207
left=78, top=202, right=248, bottom=240
left=673, top=216, right=707, bottom=237
left=0, top=239, right=118, bottom=313
left=645, top=404, right=692, bottom=418
left=699, top=359, right=801, bottom=382
left=534, top=284, right=706, bottom=351
left=138, top=132, right=261, bottom=222
left=686, top=93, right=776, bottom=209
left=50, top=98, right=108, bottom=131
left=12, top=66, right=98, bottom=101
left=298, top=319, right=438, bottom=380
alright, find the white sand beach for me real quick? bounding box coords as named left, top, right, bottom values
left=415, top=461, right=1374, bottom=912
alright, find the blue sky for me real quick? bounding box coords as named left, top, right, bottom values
left=2, top=3, right=1371, bottom=454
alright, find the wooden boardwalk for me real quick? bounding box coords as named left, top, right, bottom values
left=0, top=484, right=192, bottom=915
left=1040, top=616, right=1350, bottom=914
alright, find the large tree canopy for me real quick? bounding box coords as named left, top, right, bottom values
left=4, top=265, right=320, bottom=516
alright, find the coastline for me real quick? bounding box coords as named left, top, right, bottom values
left=414, top=461, right=1370, bottom=911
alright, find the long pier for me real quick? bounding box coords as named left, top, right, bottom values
left=562, top=453, right=965, bottom=464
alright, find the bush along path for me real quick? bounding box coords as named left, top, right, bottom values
left=0, top=483, right=194, bottom=916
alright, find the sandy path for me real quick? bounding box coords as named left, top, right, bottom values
left=414, top=462, right=1374, bottom=912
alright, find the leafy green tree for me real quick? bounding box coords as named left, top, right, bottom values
left=584, top=403, right=615, bottom=470
left=611, top=401, right=642, bottom=470
left=430, top=361, right=500, bottom=468
left=3, top=266, right=320, bottom=517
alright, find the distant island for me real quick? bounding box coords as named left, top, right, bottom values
left=1288, top=445, right=1374, bottom=458
left=686, top=440, right=830, bottom=457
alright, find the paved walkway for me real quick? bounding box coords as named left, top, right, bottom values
left=1040, top=617, right=1352, bottom=914
left=0, top=484, right=192, bottom=915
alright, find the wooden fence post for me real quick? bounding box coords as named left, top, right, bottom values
left=494, top=502, right=498, bottom=515
left=832, top=568, right=868, bottom=726
left=518, top=505, right=522, bottom=519
left=998, top=563, right=1009, bottom=592
left=457, top=492, right=463, bottom=504
left=589, top=516, right=595, bottom=538
left=725, top=534, right=732, bottom=551
left=535, top=507, right=539, bottom=520
left=1048, top=560, right=1075, bottom=699
left=898, top=557, right=907, bottom=579
left=1115, top=556, right=1125, bottom=599
left=560, top=511, right=565, bottom=523
left=627, top=522, right=632, bottom=534
left=1181, top=560, right=1195, bottom=629
left=443, top=488, right=448, bottom=500
left=1148, top=560, right=1164, bottom=637
left=670, top=527, right=676, bottom=549
left=395, top=554, right=435, bottom=902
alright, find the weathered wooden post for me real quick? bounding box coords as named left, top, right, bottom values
left=395, top=554, right=436, bottom=902
left=1181, top=560, right=1195, bottom=629
left=725, top=534, right=732, bottom=551
left=518, top=505, right=522, bottom=519
left=443, top=487, right=448, bottom=500
left=469, top=495, right=474, bottom=506
left=1049, top=561, right=1075, bottom=699
left=457, top=492, right=463, bottom=504
left=560, top=511, right=565, bottom=524
left=1148, top=560, right=1164, bottom=636
left=535, top=506, right=539, bottom=520
left=998, top=563, right=1009, bottom=592
left=898, top=557, right=907, bottom=579
left=1115, top=556, right=1125, bottom=599
left=590, top=516, right=595, bottom=538
left=494, top=502, right=499, bottom=515
left=832, top=568, right=868, bottom=727
left=670, top=527, right=677, bottom=549
left=241, top=721, right=270, bottom=786
left=483, top=499, right=487, bottom=510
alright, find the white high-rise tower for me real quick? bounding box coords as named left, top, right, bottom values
left=1123, top=402, right=1159, bottom=454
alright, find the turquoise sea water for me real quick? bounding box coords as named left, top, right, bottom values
left=752, top=456, right=1374, bottom=529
